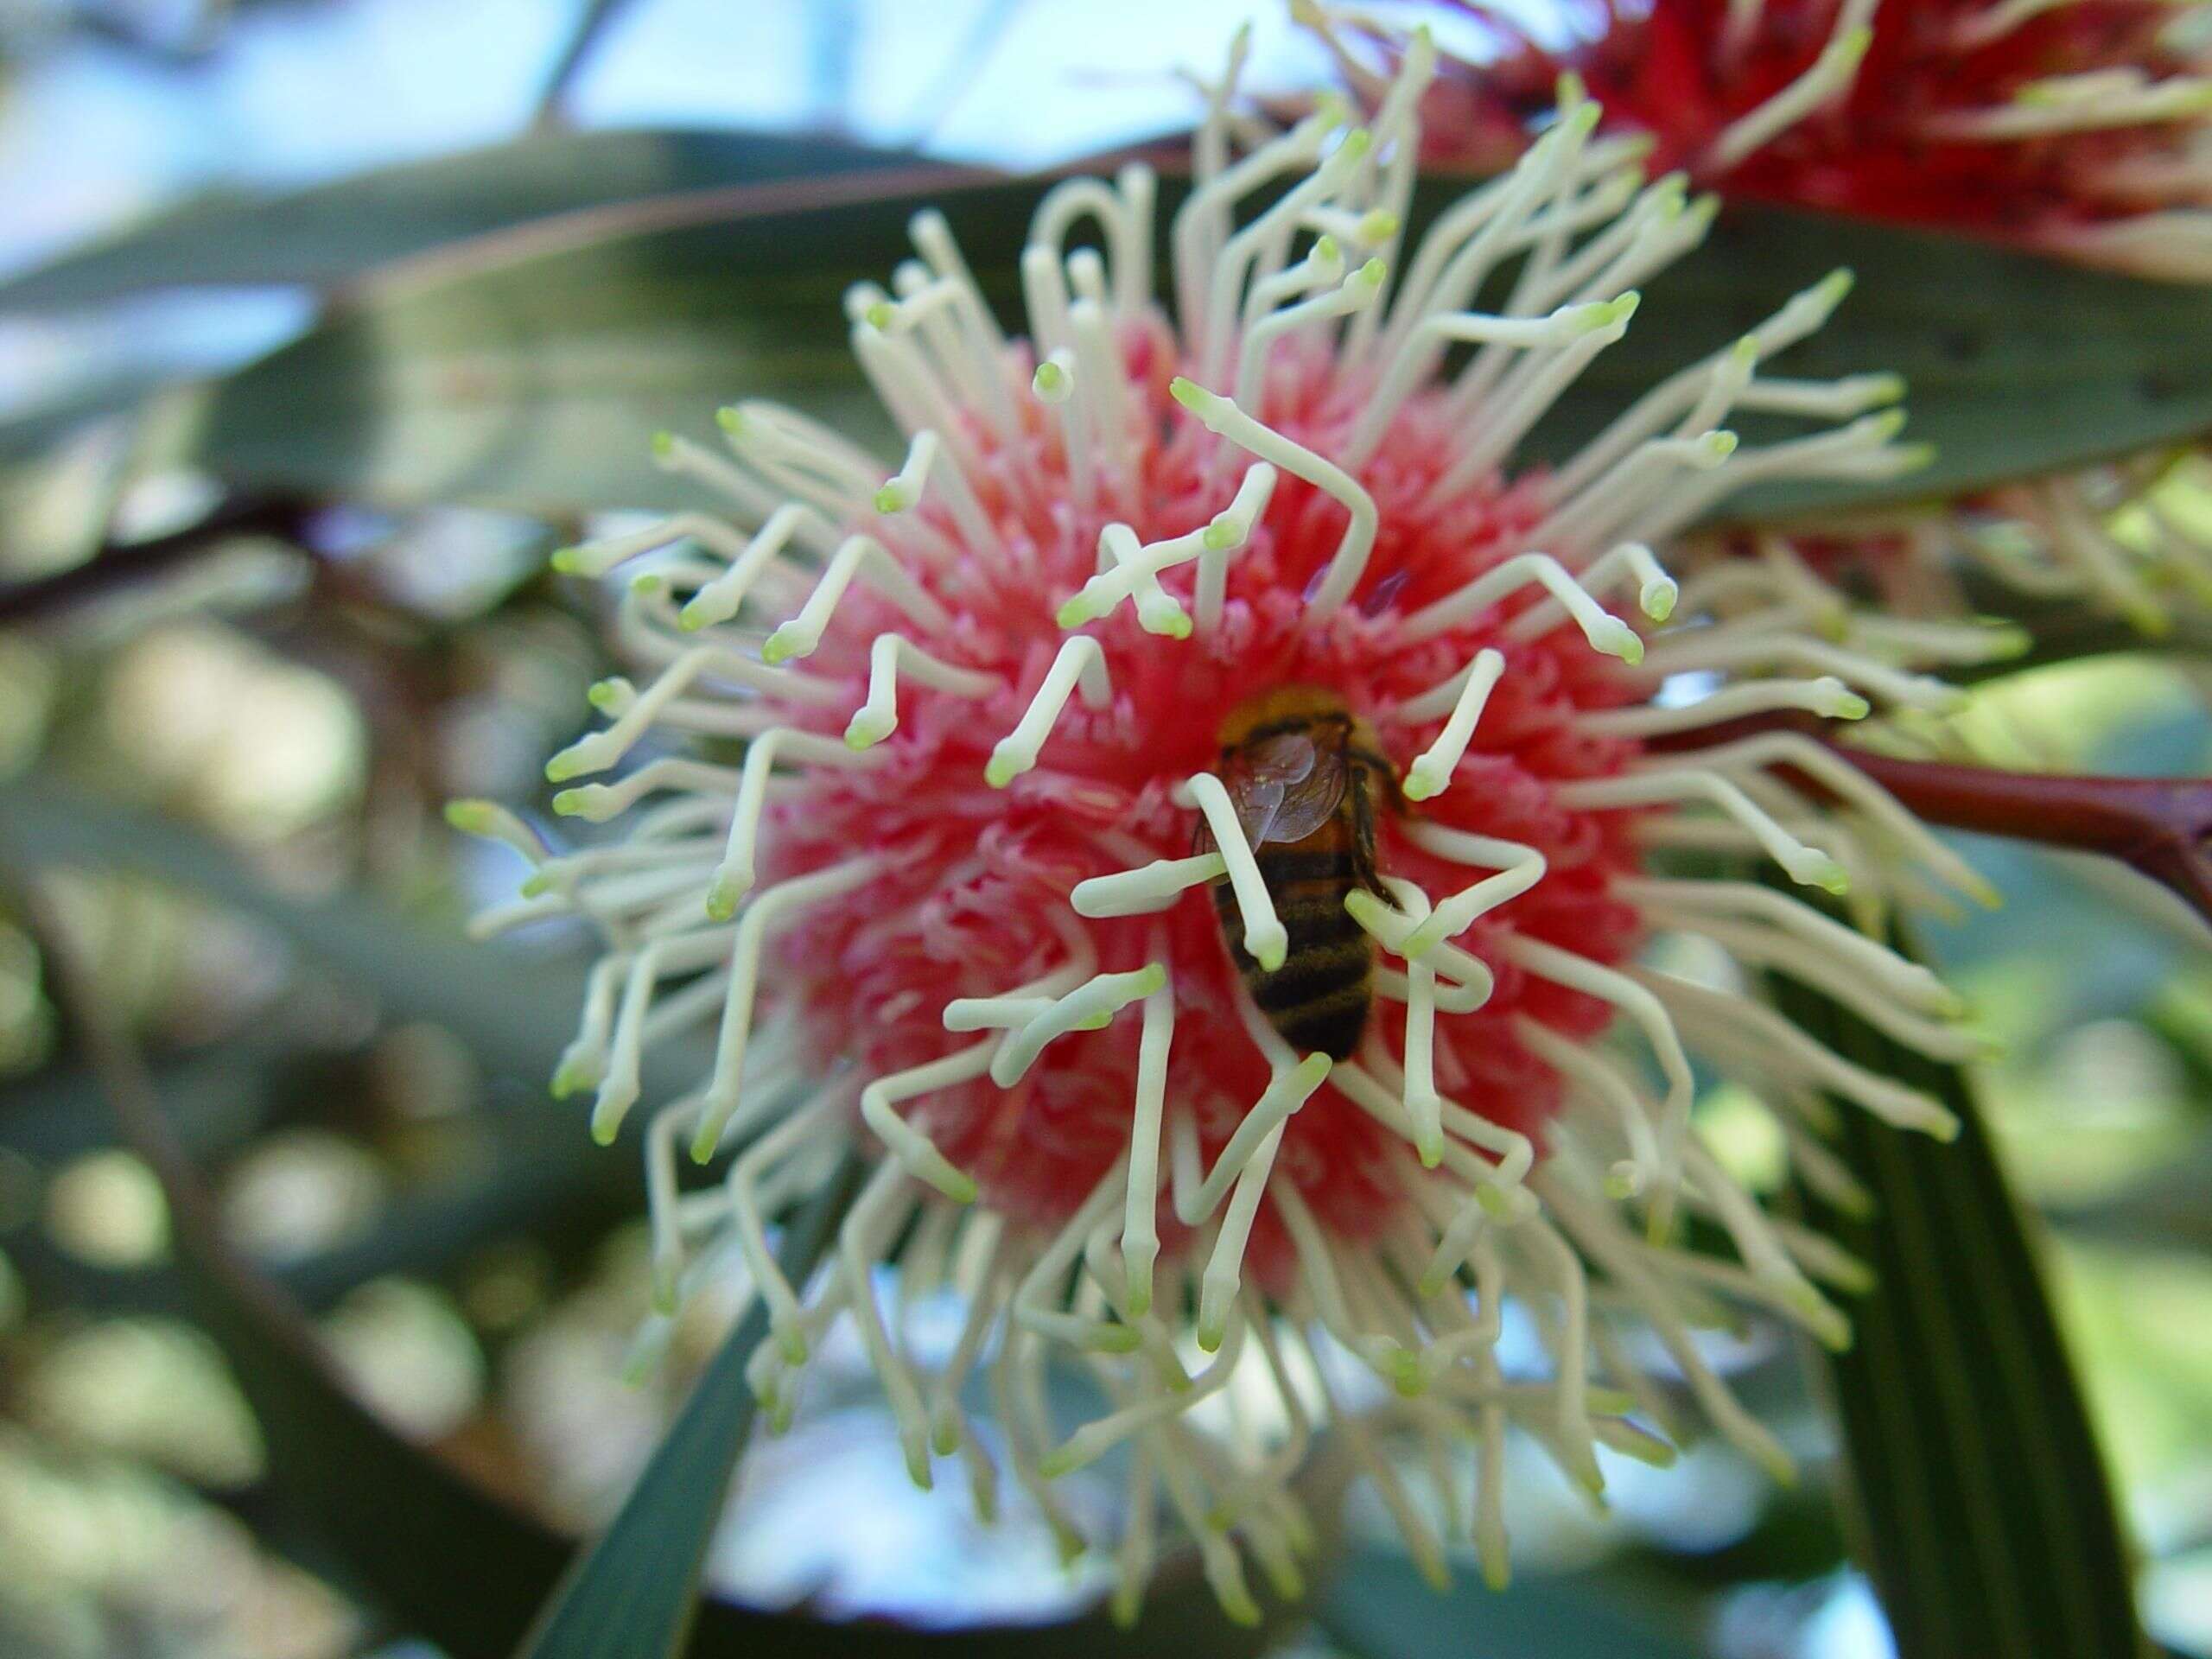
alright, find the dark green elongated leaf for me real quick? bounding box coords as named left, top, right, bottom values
left=518, top=1151, right=865, bottom=1659
left=182, top=173, right=2212, bottom=518
left=0, top=129, right=935, bottom=311
left=1774, top=936, right=2153, bottom=1659
left=1319, top=1550, right=1707, bottom=1659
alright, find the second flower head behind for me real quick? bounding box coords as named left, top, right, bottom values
left=456, top=35, right=1990, bottom=1626
left=1319, top=0, right=2212, bottom=278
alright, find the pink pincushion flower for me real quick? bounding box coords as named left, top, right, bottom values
left=755, top=339, right=1648, bottom=1269
left=457, top=45, right=1986, bottom=1622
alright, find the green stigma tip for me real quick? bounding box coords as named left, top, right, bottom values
left=874, top=483, right=906, bottom=513
left=715, top=406, right=742, bottom=435
left=442, top=799, right=495, bottom=834
left=549, top=548, right=582, bottom=574
left=864, top=301, right=894, bottom=330
left=650, top=430, right=674, bottom=459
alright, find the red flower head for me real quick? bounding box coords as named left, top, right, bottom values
left=1317, top=0, right=2212, bottom=276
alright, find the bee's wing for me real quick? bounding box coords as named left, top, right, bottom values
left=1217, top=731, right=1309, bottom=849
left=1263, top=737, right=1350, bottom=843
left=1223, top=730, right=1347, bottom=847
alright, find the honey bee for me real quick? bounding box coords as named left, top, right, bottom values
left=1208, top=686, right=1402, bottom=1059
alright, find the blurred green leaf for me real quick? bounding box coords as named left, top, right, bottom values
left=0, top=129, right=933, bottom=311
left=1, top=780, right=613, bottom=1088
left=518, top=1151, right=864, bottom=1659
left=1320, top=1549, right=1707, bottom=1659
left=1777, top=933, right=2154, bottom=1659
left=1555, top=203, right=2212, bottom=521
left=2054, top=1128, right=2212, bottom=1258
left=179, top=176, right=2212, bottom=519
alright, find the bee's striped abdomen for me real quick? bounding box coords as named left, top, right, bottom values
left=1218, top=844, right=1375, bottom=1060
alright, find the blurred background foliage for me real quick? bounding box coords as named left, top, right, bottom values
left=0, top=3, right=2206, bottom=1658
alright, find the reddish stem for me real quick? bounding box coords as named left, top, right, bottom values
left=1834, top=747, right=2212, bottom=924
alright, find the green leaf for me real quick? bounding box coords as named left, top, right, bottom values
left=518, top=1151, right=865, bottom=1659
left=1, top=779, right=625, bottom=1089
left=0, top=129, right=931, bottom=311
left=1551, top=204, right=2212, bottom=520
left=1773, top=933, right=2154, bottom=1659
left=180, top=175, right=2212, bottom=519
left=1319, top=1549, right=1707, bottom=1659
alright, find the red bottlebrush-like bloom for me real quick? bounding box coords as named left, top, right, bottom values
left=456, top=40, right=1987, bottom=1622
left=1320, top=0, right=2212, bottom=277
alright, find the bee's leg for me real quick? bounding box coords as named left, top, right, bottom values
left=1351, top=771, right=1391, bottom=898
